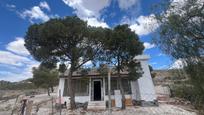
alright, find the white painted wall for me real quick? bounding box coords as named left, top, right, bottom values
left=131, top=80, right=141, bottom=101
left=104, top=95, right=131, bottom=100
left=58, top=55, right=156, bottom=103
left=61, top=96, right=90, bottom=103
left=61, top=95, right=132, bottom=103
left=134, top=55, right=157, bottom=101
left=57, top=78, right=65, bottom=97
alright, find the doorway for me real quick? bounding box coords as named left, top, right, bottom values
left=93, top=80, right=102, bottom=101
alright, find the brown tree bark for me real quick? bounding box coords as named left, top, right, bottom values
left=47, top=88, right=50, bottom=96
left=67, top=69, right=76, bottom=109
left=117, top=57, right=126, bottom=109
left=118, top=71, right=126, bottom=109
left=51, top=86, right=54, bottom=93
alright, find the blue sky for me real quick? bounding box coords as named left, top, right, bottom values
left=0, top=0, right=177, bottom=81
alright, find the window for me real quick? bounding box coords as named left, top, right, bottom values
left=105, top=77, right=132, bottom=95
left=63, top=79, right=89, bottom=96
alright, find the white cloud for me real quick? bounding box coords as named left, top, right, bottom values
left=0, top=71, right=28, bottom=82
left=129, top=14, right=159, bottom=36
left=150, top=62, right=157, bottom=65
left=0, top=62, right=39, bottom=82
left=170, top=59, right=186, bottom=69
left=62, top=0, right=110, bottom=28
left=62, top=0, right=110, bottom=18
left=0, top=50, right=40, bottom=81
left=158, top=53, right=166, bottom=56
left=84, top=60, right=93, bottom=66
left=86, top=18, right=109, bottom=28
left=19, top=2, right=52, bottom=22
left=143, top=42, right=156, bottom=50
left=117, top=0, right=139, bottom=10
left=6, top=4, right=16, bottom=9
left=6, top=37, right=30, bottom=56
left=156, top=65, right=168, bottom=70
left=0, top=51, right=30, bottom=66
left=0, top=37, right=40, bottom=81
left=39, top=1, right=51, bottom=11
left=20, top=6, right=50, bottom=22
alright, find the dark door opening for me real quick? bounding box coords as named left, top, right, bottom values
left=93, top=81, right=101, bottom=101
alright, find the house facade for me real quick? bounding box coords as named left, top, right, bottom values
left=57, top=55, right=157, bottom=107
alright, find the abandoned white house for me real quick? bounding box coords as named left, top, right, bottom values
left=57, top=55, right=157, bottom=108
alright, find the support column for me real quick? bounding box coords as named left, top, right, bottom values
left=58, top=78, right=65, bottom=97
left=133, top=55, right=157, bottom=106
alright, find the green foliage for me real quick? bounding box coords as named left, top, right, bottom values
left=154, top=0, right=204, bottom=59
left=155, top=0, right=204, bottom=113
left=32, top=66, right=58, bottom=89
left=102, top=25, right=144, bottom=67
left=59, top=63, right=66, bottom=73
left=96, top=24, right=144, bottom=109
left=79, top=67, right=91, bottom=76
left=0, top=80, right=36, bottom=90
left=172, top=84, right=195, bottom=102
left=25, top=16, right=107, bottom=108
left=97, top=64, right=109, bottom=77
left=172, top=83, right=204, bottom=114
left=25, top=16, right=101, bottom=72
left=184, top=61, right=204, bottom=108
left=127, top=61, right=143, bottom=80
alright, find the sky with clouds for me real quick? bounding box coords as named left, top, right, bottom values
left=0, top=0, right=178, bottom=82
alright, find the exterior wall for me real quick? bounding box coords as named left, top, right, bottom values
left=63, top=96, right=90, bottom=103
left=104, top=95, right=131, bottom=100
left=131, top=80, right=141, bottom=101
left=57, top=78, right=65, bottom=97
left=58, top=78, right=90, bottom=103
left=62, top=95, right=132, bottom=104
left=58, top=55, right=156, bottom=104
left=134, top=55, right=157, bottom=102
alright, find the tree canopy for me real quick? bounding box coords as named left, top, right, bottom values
left=25, top=16, right=145, bottom=109
left=97, top=24, right=144, bottom=109
left=32, top=65, right=58, bottom=96
left=25, top=16, right=107, bottom=109
left=154, top=0, right=204, bottom=59
left=154, top=0, right=204, bottom=113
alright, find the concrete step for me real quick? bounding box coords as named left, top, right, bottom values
left=87, top=101, right=106, bottom=110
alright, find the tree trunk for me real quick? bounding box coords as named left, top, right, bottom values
left=117, top=58, right=126, bottom=109
left=118, top=72, right=126, bottom=109
left=47, top=88, right=50, bottom=96
left=51, top=86, right=54, bottom=93
left=67, top=70, right=76, bottom=109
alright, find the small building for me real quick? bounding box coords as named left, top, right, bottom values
left=57, top=55, right=157, bottom=109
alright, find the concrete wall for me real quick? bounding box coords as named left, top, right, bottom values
left=57, top=78, right=65, bottom=97
left=134, top=55, right=157, bottom=102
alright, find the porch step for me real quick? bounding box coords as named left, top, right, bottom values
left=87, top=101, right=106, bottom=110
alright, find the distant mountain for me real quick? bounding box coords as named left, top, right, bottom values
left=0, top=79, right=36, bottom=90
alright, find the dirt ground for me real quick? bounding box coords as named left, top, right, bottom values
left=0, top=93, right=197, bottom=115
left=57, top=104, right=196, bottom=115
left=0, top=88, right=197, bottom=115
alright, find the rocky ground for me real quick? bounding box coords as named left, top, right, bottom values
left=0, top=92, right=197, bottom=115
left=57, top=104, right=196, bottom=115
left=0, top=75, right=198, bottom=115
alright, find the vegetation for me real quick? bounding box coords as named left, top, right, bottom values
left=149, top=65, right=156, bottom=78
left=0, top=80, right=36, bottom=90
left=155, top=0, right=203, bottom=59
left=155, top=0, right=204, bottom=113
left=32, top=65, right=58, bottom=96
left=25, top=16, right=104, bottom=109
left=25, top=15, right=144, bottom=109
left=98, top=25, right=144, bottom=109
